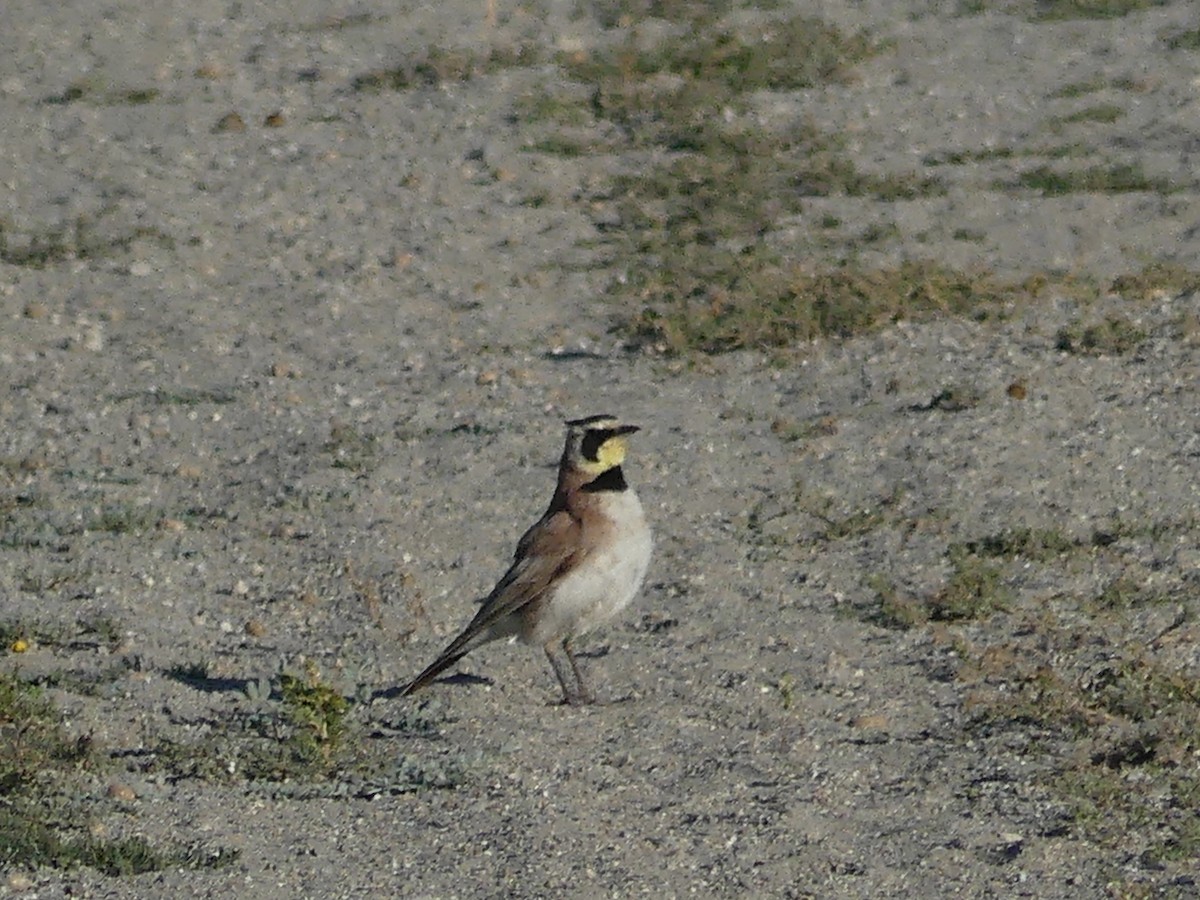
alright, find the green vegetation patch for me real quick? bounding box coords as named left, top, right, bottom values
left=951, top=513, right=1200, bottom=876
left=965, top=0, right=1170, bottom=18
left=148, top=661, right=467, bottom=796
left=0, top=669, right=233, bottom=874
left=1165, top=28, right=1200, bottom=51
left=325, top=421, right=379, bottom=472
left=865, top=555, right=1013, bottom=630
left=85, top=503, right=158, bottom=535
left=519, top=10, right=1200, bottom=358
left=0, top=818, right=231, bottom=877
left=570, top=15, right=875, bottom=99
left=42, top=80, right=161, bottom=106
left=867, top=532, right=1044, bottom=629
left=1057, top=103, right=1124, bottom=125
left=927, top=556, right=1013, bottom=622
left=586, top=0, right=784, bottom=30
left=0, top=669, right=89, bottom=795
left=0, top=615, right=123, bottom=655
left=1049, top=77, right=1107, bottom=99
left=1055, top=314, right=1147, bottom=355
left=923, top=146, right=1015, bottom=166
left=1109, top=262, right=1200, bottom=300
left=0, top=220, right=173, bottom=269
left=621, top=261, right=1020, bottom=354
left=351, top=43, right=541, bottom=92
left=515, top=13, right=969, bottom=354
left=547, top=16, right=880, bottom=154
left=1033, top=0, right=1170, bottom=20
left=1011, top=162, right=1171, bottom=195
left=279, top=669, right=350, bottom=766
left=964, top=634, right=1200, bottom=871
left=952, top=526, right=1078, bottom=562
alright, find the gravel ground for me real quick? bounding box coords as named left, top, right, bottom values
left=2, top=1, right=1199, bottom=897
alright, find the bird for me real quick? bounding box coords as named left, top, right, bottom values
left=401, top=414, right=653, bottom=705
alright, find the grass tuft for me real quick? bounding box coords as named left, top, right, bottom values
left=1165, top=27, right=1200, bottom=51
left=1057, top=103, right=1123, bottom=125
left=1032, top=0, right=1170, bottom=20
left=621, top=261, right=1019, bottom=354
left=1011, top=163, right=1171, bottom=195
left=1055, top=315, right=1147, bottom=355
left=279, top=664, right=350, bottom=764
left=928, top=556, right=1012, bottom=622
left=0, top=669, right=234, bottom=873
left=0, top=220, right=173, bottom=269
left=352, top=44, right=540, bottom=92
left=1109, top=263, right=1200, bottom=300
left=953, top=527, right=1077, bottom=562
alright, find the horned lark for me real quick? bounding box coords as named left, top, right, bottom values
left=402, top=414, right=653, bottom=705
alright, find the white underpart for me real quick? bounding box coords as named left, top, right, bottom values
left=525, top=489, right=652, bottom=647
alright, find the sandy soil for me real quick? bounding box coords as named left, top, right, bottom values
left=2, top=0, right=1199, bottom=896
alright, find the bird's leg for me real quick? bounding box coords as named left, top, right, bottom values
left=544, top=639, right=595, bottom=705
left=563, top=638, right=596, bottom=705
left=544, top=641, right=580, bottom=704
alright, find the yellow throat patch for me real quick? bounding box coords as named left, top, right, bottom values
left=579, top=435, right=627, bottom=475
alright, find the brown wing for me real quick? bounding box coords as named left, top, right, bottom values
left=470, top=507, right=584, bottom=633
left=401, top=508, right=584, bottom=695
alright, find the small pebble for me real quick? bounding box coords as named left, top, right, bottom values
left=107, top=782, right=136, bottom=802
left=213, top=111, right=246, bottom=133
left=7, top=873, right=33, bottom=891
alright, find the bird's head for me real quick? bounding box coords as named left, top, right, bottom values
left=563, top=414, right=640, bottom=478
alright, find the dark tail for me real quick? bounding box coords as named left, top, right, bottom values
left=401, top=649, right=470, bottom=696
left=400, top=605, right=498, bottom=697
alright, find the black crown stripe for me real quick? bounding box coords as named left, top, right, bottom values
left=566, top=413, right=617, bottom=428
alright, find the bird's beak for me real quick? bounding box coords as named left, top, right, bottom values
left=614, top=424, right=640, bottom=436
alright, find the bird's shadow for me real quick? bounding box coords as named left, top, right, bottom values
left=163, top=664, right=251, bottom=695
left=370, top=672, right=491, bottom=702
